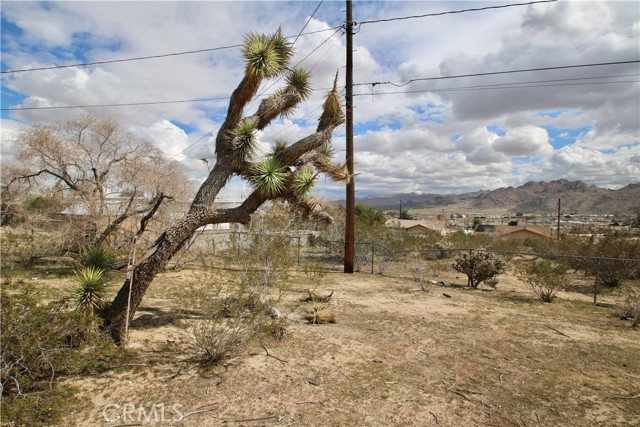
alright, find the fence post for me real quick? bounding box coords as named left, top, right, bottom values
left=593, top=257, right=600, bottom=305
left=371, top=243, right=375, bottom=274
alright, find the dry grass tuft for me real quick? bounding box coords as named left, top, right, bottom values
left=304, top=303, right=336, bottom=324
left=262, top=318, right=289, bottom=341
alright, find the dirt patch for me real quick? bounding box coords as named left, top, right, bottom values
left=54, top=269, right=640, bottom=427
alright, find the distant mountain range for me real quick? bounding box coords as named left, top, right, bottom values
left=347, top=180, right=640, bottom=215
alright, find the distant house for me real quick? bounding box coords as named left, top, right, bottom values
left=475, top=224, right=553, bottom=241
left=385, top=219, right=447, bottom=236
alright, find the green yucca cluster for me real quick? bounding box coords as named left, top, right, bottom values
left=291, top=166, right=317, bottom=195
left=242, top=28, right=292, bottom=79
left=230, top=121, right=257, bottom=167
left=249, top=158, right=288, bottom=198
left=72, top=266, right=108, bottom=316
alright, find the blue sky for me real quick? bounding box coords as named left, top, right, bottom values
left=1, top=0, right=639, bottom=201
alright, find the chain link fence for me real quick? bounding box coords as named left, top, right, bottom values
left=189, top=230, right=640, bottom=305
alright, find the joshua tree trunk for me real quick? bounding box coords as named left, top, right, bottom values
left=103, top=29, right=347, bottom=342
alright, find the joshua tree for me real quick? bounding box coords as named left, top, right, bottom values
left=103, top=29, right=348, bottom=342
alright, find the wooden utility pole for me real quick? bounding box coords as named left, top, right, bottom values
left=557, top=197, right=561, bottom=240
left=344, top=0, right=355, bottom=273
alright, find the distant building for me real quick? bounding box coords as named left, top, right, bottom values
left=475, top=224, right=553, bottom=241
left=385, top=219, right=447, bottom=236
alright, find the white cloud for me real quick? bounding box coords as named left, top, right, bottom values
left=1, top=0, right=638, bottom=200
left=0, top=118, right=24, bottom=166
left=494, top=126, right=552, bottom=157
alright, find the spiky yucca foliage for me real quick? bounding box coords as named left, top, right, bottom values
left=290, top=166, right=317, bottom=195
left=255, top=68, right=311, bottom=127
left=73, top=266, right=107, bottom=316
left=286, top=68, right=312, bottom=100
left=249, top=158, right=288, bottom=197
left=271, top=139, right=289, bottom=158
left=268, top=27, right=294, bottom=72
left=242, top=28, right=292, bottom=79
left=313, top=156, right=350, bottom=182
left=230, top=121, right=257, bottom=167
left=318, top=72, right=345, bottom=131
left=80, top=245, right=115, bottom=270
left=317, top=142, right=334, bottom=158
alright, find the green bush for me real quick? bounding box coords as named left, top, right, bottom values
left=452, top=250, right=506, bottom=288
left=516, top=258, right=571, bottom=303
left=1, top=283, right=127, bottom=426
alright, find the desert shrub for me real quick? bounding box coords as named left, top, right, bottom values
left=421, top=240, right=453, bottom=260
left=619, top=286, right=640, bottom=328
left=1, top=283, right=127, bottom=426
left=353, top=243, right=373, bottom=272
left=452, top=250, right=506, bottom=288
left=1, top=228, right=38, bottom=267
left=567, top=234, right=640, bottom=287
left=192, top=309, right=260, bottom=364
left=406, top=254, right=430, bottom=291
left=449, top=231, right=494, bottom=250
left=182, top=271, right=266, bottom=365
left=516, top=258, right=571, bottom=303
left=79, top=244, right=116, bottom=270
left=303, top=261, right=328, bottom=282
left=183, top=215, right=294, bottom=365
left=235, top=211, right=296, bottom=305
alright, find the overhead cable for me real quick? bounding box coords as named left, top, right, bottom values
left=292, top=0, right=324, bottom=46
left=354, top=60, right=640, bottom=88
left=0, top=96, right=232, bottom=112
left=0, top=27, right=341, bottom=75
left=354, top=79, right=639, bottom=97
left=356, top=0, right=557, bottom=25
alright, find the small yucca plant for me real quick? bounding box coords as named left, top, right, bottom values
left=80, top=245, right=116, bottom=270
left=73, top=266, right=108, bottom=316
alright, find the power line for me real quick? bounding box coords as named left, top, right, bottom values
left=3, top=27, right=344, bottom=113
left=6, top=63, right=635, bottom=112
left=354, top=60, right=640, bottom=88
left=1, top=96, right=231, bottom=112
left=292, top=27, right=344, bottom=70
left=0, top=27, right=341, bottom=75
left=292, top=0, right=324, bottom=46
left=354, top=79, right=639, bottom=97
left=356, top=0, right=557, bottom=25
left=307, top=29, right=345, bottom=74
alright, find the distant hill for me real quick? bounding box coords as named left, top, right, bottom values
left=348, top=180, right=640, bottom=215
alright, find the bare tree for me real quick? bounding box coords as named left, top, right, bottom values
left=103, top=28, right=348, bottom=342
left=5, top=114, right=192, bottom=249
